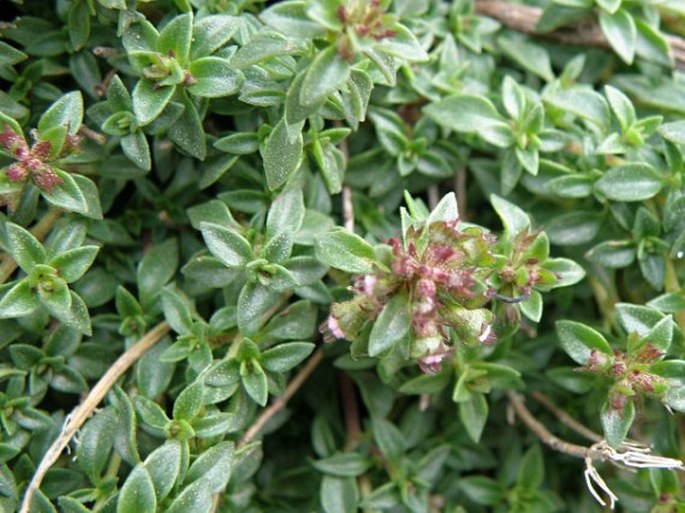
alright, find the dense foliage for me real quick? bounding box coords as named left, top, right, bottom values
left=2, top=0, right=685, bottom=511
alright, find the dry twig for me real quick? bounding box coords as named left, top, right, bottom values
left=474, top=0, right=685, bottom=70
left=20, top=321, right=171, bottom=513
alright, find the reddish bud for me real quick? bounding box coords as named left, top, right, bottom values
left=6, top=163, right=27, bottom=182
left=32, top=168, right=63, bottom=193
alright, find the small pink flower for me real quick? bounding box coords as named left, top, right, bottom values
left=326, top=315, right=345, bottom=340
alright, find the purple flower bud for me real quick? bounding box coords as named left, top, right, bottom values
left=326, top=315, right=345, bottom=340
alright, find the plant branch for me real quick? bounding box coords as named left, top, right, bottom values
left=473, top=0, right=685, bottom=70
left=0, top=207, right=61, bottom=284
left=238, top=347, right=324, bottom=448
left=508, top=391, right=684, bottom=509
left=20, top=321, right=170, bottom=513
left=507, top=391, right=600, bottom=459
left=531, top=391, right=603, bottom=443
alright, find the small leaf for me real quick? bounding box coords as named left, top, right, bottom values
left=315, top=229, right=376, bottom=274
left=137, top=238, right=178, bottom=306
left=424, top=95, right=503, bottom=133
left=261, top=342, right=315, bottom=372
left=48, top=245, right=99, bottom=283
left=601, top=397, right=635, bottom=447
left=490, top=194, right=530, bottom=237
left=158, top=13, right=193, bottom=64
left=321, top=475, right=358, bottom=513
left=459, top=392, right=489, bottom=443
left=556, top=320, right=612, bottom=365
left=38, top=91, right=83, bottom=135
left=311, top=453, right=372, bottom=477
left=184, top=441, right=234, bottom=492
left=368, top=293, right=410, bottom=356
left=200, top=223, right=252, bottom=268
left=301, top=46, right=350, bottom=107
left=117, top=465, right=157, bottom=513
left=263, top=119, right=303, bottom=191
left=599, top=9, right=637, bottom=64
left=143, top=439, right=182, bottom=502
left=173, top=381, right=204, bottom=421
left=241, top=360, right=268, bottom=406
left=188, top=57, right=243, bottom=98
left=132, top=81, right=175, bottom=125
left=6, top=223, right=46, bottom=272
left=595, top=163, right=663, bottom=202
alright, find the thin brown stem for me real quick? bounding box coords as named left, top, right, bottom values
left=340, top=373, right=362, bottom=450
left=455, top=168, right=468, bottom=221
left=531, top=391, right=603, bottom=443
left=0, top=207, right=61, bottom=285
left=507, top=391, right=604, bottom=460
left=473, top=0, right=685, bottom=70
left=239, top=347, right=324, bottom=448
left=20, top=321, right=170, bottom=513
left=343, top=186, right=355, bottom=233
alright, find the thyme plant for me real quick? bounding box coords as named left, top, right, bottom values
left=1, top=0, right=685, bottom=512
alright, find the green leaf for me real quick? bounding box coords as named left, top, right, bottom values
left=663, top=387, right=685, bottom=412
left=261, top=1, right=326, bottom=39
left=586, top=240, right=635, bottom=268
left=76, top=408, right=116, bottom=483
left=143, top=440, right=182, bottom=502
left=459, top=476, right=504, bottom=506
left=544, top=87, right=610, bottom=128
left=639, top=314, right=673, bottom=353
left=459, top=392, right=489, bottom=443
left=188, top=57, right=243, bottom=98
left=168, top=93, right=206, bottom=160
left=301, top=46, right=350, bottom=107
left=377, top=22, right=428, bottom=61
left=615, top=303, right=665, bottom=337
left=214, top=132, right=259, bottom=155
left=599, top=9, right=636, bottom=64
left=635, top=17, right=673, bottom=67
left=200, top=223, right=252, bottom=268
left=311, top=452, right=372, bottom=477
left=659, top=120, right=685, bottom=144
left=315, top=229, right=376, bottom=274
left=490, top=194, right=530, bottom=237
left=424, top=94, right=503, bottom=133
left=399, top=369, right=451, bottom=394
left=604, top=85, right=635, bottom=131
left=161, top=288, right=193, bottom=335
left=520, top=290, right=543, bottom=322
left=68, top=1, right=90, bottom=51
left=121, top=132, right=151, bottom=171
left=261, top=342, right=315, bottom=372
left=498, top=35, right=554, bottom=82
left=38, top=91, right=83, bottom=135
left=132, top=80, right=175, bottom=125
left=232, top=31, right=306, bottom=69
left=166, top=480, right=213, bottom=513
left=260, top=231, right=294, bottom=264
left=6, top=223, right=46, bottom=272
left=372, top=417, right=406, bottom=463
left=158, top=13, right=193, bottom=64
left=137, top=238, right=178, bottom=306
left=542, top=258, right=586, bottom=288
left=547, top=211, right=602, bottom=246
left=368, top=293, right=410, bottom=356
left=601, top=397, right=635, bottom=447
left=595, top=163, right=663, bottom=202
left=556, top=320, right=612, bottom=365
left=173, top=381, right=204, bottom=421
left=517, top=444, right=544, bottom=489
left=117, top=465, right=157, bottom=513
left=241, top=360, right=268, bottom=406
left=263, top=119, right=303, bottom=191
left=48, top=245, right=98, bottom=283
left=266, top=188, right=305, bottom=239
left=321, top=475, right=359, bottom=513
left=184, top=441, right=234, bottom=492
left=190, top=14, right=239, bottom=60
left=237, top=281, right=280, bottom=334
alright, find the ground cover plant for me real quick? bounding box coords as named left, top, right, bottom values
left=3, top=0, right=685, bottom=511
